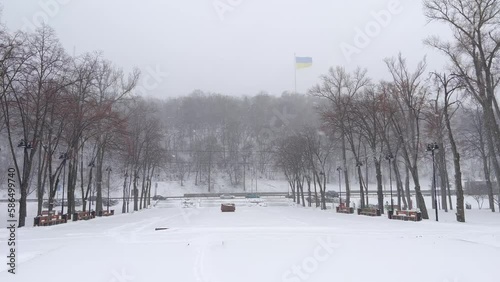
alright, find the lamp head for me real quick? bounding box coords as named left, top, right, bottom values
left=17, top=139, right=26, bottom=148
left=426, top=143, right=439, bottom=152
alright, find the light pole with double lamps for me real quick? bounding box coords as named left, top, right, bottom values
left=337, top=166, right=343, bottom=207
left=385, top=154, right=394, bottom=211
left=106, top=166, right=112, bottom=213
left=59, top=153, right=69, bottom=216
left=426, top=143, right=439, bottom=222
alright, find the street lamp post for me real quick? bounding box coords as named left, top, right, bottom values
left=17, top=139, right=32, bottom=175
left=385, top=154, right=394, bottom=211
left=426, top=143, right=439, bottom=222
left=337, top=166, right=343, bottom=207
left=59, top=153, right=68, bottom=216
left=17, top=139, right=33, bottom=216
left=106, top=167, right=112, bottom=213
left=134, top=174, right=139, bottom=211
left=91, top=186, right=94, bottom=212
left=318, top=171, right=325, bottom=209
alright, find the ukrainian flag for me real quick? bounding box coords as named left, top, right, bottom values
left=295, top=56, right=312, bottom=69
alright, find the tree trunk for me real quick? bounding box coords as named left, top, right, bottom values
left=19, top=147, right=35, bottom=227
left=342, top=134, right=350, bottom=206
left=140, top=170, right=146, bottom=210
left=306, top=176, right=312, bottom=207
left=313, top=173, right=319, bottom=208
left=357, top=165, right=365, bottom=209
left=483, top=154, right=495, bottom=212
left=127, top=174, right=132, bottom=213
left=393, top=160, right=407, bottom=209
left=146, top=179, right=151, bottom=208
left=133, top=171, right=139, bottom=211
left=122, top=173, right=128, bottom=213
left=484, top=106, right=500, bottom=212
left=443, top=103, right=465, bottom=221
left=299, top=176, right=306, bottom=207
left=365, top=156, right=369, bottom=205
left=411, top=165, right=429, bottom=219
left=405, top=166, right=412, bottom=209
left=314, top=171, right=326, bottom=210
left=84, top=167, right=94, bottom=212
left=374, top=160, right=384, bottom=213
left=445, top=171, right=453, bottom=210
left=67, top=138, right=80, bottom=215
left=80, top=148, right=85, bottom=212
left=437, top=141, right=448, bottom=212
left=37, top=147, right=49, bottom=216
left=95, top=144, right=105, bottom=214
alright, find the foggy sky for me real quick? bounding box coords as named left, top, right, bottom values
left=0, top=0, right=451, bottom=98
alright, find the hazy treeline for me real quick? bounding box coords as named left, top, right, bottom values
left=156, top=91, right=319, bottom=187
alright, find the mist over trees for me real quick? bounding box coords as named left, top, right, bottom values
left=2, top=0, right=500, bottom=227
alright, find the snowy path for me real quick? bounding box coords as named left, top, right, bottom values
left=0, top=201, right=499, bottom=282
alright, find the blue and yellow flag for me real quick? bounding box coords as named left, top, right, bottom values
left=295, top=57, right=312, bottom=69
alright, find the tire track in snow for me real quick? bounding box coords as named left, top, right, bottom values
left=193, top=235, right=223, bottom=282
left=105, top=211, right=190, bottom=243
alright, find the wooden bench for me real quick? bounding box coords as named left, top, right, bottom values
left=72, top=211, right=95, bottom=221
left=357, top=208, right=381, bottom=216
left=34, top=214, right=67, bottom=226
left=336, top=205, right=354, bottom=214
left=390, top=210, right=422, bottom=222
left=221, top=203, right=235, bottom=212
left=98, top=210, right=115, bottom=217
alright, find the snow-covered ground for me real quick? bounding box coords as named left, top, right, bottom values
left=1, top=196, right=499, bottom=282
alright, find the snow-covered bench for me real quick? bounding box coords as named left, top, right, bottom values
left=72, top=211, right=95, bottom=221
left=336, top=206, right=354, bottom=214
left=357, top=208, right=381, bottom=216
left=390, top=210, right=422, bottom=222
left=34, top=214, right=67, bottom=226
left=221, top=203, right=235, bottom=212
left=98, top=210, right=114, bottom=217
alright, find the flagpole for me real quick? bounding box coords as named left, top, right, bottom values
left=294, top=53, right=297, bottom=94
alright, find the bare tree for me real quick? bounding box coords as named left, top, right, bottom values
left=303, top=127, right=333, bottom=210
left=92, top=58, right=139, bottom=214
left=385, top=54, right=430, bottom=219
left=432, top=72, right=467, bottom=221
left=423, top=87, right=449, bottom=212
left=1, top=26, right=70, bottom=227
left=377, top=82, right=409, bottom=209
left=424, top=0, right=500, bottom=211
left=354, top=86, right=390, bottom=212
left=310, top=66, right=370, bottom=207
left=277, top=135, right=308, bottom=206
left=463, top=106, right=496, bottom=213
